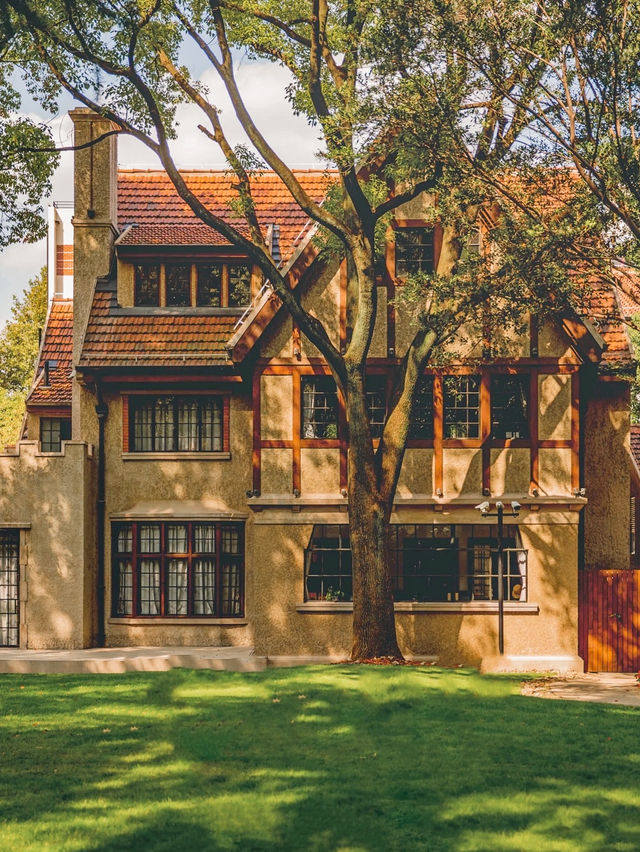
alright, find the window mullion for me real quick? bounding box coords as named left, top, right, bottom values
left=160, top=523, right=166, bottom=616
left=215, top=523, right=222, bottom=617
left=132, top=522, right=139, bottom=616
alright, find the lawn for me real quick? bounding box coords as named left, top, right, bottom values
left=0, top=666, right=638, bottom=851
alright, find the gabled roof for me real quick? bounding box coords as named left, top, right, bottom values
left=78, top=280, right=236, bottom=369
left=27, top=299, right=73, bottom=407
left=117, top=169, right=335, bottom=261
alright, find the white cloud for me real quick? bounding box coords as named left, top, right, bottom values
left=0, top=61, right=324, bottom=325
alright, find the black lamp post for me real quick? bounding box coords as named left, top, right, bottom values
left=474, top=500, right=521, bottom=654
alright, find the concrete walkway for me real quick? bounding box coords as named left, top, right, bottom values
left=522, top=673, right=640, bottom=707
left=0, top=646, right=268, bottom=674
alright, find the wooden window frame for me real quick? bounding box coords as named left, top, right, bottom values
left=40, top=417, right=72, bottom=452
left=124, top=394, right=230, bottom=454
left=133, top=259, right=257, bottom=308
left=112, top=520, right=244, bottom=618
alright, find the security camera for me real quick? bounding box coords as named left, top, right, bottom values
left=511, top=500, right=521, bottom=514
left=495, top=500, right=504, bottom=510
left=475, top=501, right=490, bottom=515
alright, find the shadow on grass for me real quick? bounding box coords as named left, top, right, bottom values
left=0, top=667, right=639, bottom=851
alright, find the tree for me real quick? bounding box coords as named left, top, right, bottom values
left=2, top=0, right=609, bottom=658
left=0, top=266, right=47, bottom=447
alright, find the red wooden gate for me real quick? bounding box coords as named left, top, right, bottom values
left=579, top=570, right=640, bottom=672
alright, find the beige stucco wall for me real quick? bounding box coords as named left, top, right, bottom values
left=0, top=441, right=96, bottom=649
left=102, top=391, right=255, bottom=647
left=539, top=374, right=572, bottom=440
left=300, top=266, right=341, bottom=357
left=301, top=448, right=340, bottom=495
left=538, top=447, right=572, bottom=495
left=443, top=449, right=482, bottom=496
left=490, top=448, right=530, bottom=495
left=250, top=510, right=580, bottom=665
left=260, top=375, right=293, bottom=441
left=117, top=260, right=134, bottom=306
left=397, top=449, right=434, bottom=495
left=538, top=320, right=574, bottom=360
left=584, top=380, right=630, bottom=571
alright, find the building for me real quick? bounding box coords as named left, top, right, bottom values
left=0, top=109, right=637, bottom=670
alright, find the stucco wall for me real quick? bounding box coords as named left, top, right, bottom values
left=584, top=380, right=630, bottom=571
left=0, top=441, right=96, bottom=649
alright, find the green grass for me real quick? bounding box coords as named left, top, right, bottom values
left=0, top=666, right=639, bottom=851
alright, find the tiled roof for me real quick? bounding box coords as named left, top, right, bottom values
left=117, top=224, right=231, bottom=247
left=78, top=282, right=237, bottom=368
left=117, top=170, right=335, bottom=261
left=27, top=300, right=73, bottom=407
left=579, top=277, right=634, bottom=369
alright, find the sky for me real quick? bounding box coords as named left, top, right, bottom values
left=0, top=58, right=324, bottom=326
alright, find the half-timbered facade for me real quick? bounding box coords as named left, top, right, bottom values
left=0, top=109, right=636, bottom=670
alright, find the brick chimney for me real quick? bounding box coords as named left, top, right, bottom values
left=69, top=109, right=118, bottom=365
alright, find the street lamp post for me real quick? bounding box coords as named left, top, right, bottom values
left=474, top=500, right=521, bottom=655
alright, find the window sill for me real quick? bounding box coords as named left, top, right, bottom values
left=108, top=617, right=248, bottom=626
left=122, top=452, right=231, bottom=461
left=296, top=602, right=539, bottom=614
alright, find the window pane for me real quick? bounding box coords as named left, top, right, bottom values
left=0, top=531, right=19, bottom=646
left=200, top=400, right=223, bottom=451
left=228, top=264, right=251, bottom=307
left=443, top=375, right=480, bottom=439
left=177, top=400, right=199, bottom=452
left=194, top=559, right=216, bottom=614
left=40, top=418, right=62, bottom=452
left=409, top=375, right=434, bottom=439
left=221, top=561, right=242, bottom=615
left=132, top=402, right=153, bottom=451
left=154, top=398, right=174, bottom=451
left=366, top=376, right=386, bottom=439
left=221, top=526, right=240, bottom=554
left=491, top=374, right=529, bottom=439
left=196, top=264, right=222, bottom=306
left=301, top=377, right=339, bottom=439
left=194, top=524, right=216, bottom=553
left=116, top=525, right=132, bottom=553
left=167, top=559, right=188, bottom=615
left=167, top=524, right=188, bottom=553
left=166, top=264, right=191, bottom=307
left=139, top=524, right=160, bottom=553
left=395, top=229, right=434, bottom=276
left=139, top=559, right=161, bottom=615
left=135, top=264, right=160, bottom=306
left=115, top=561, right=133, bottom=616
left=304, top=524, right=352, bottom=601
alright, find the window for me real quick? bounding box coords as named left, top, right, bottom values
left=366, top=375, right=387, bottom=439
left=409, top=375, right=434, bottom=440
left=0, top=530, right=19, bottom=647
left=491, top=374, right=529, bottom=439
left=112, top=521, right=244, bottom=617
left=395, top=228, right=434, bottom=277
left=165, top=263, right=190, bottom=307
left=303, top=524, right=528, bottom=603
left=443, top=375, right=480, bottom=439
left=40, top=417, right=71, bottom=452
left=135, top=264, right=160, bottom=306
left=301, top=377, right=339, bottom=439
left=130, top=396, right=224, bottom=453
left=134, top=261, right=253, bottom=307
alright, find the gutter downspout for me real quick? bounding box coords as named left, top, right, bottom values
left=95, top=384, right=108, bottom=647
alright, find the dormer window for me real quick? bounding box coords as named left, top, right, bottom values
left=133, top=260, right=254, bottom=308
left=395, top=228, right=434, bottom=277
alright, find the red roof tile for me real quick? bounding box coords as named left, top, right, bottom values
left=27, top=300, right=73, bottom=406
left=117, top=170, right=336, bottom=261
left=578, top=276, right=634, bottom=369
left=78, top=283, right=237, bottom=368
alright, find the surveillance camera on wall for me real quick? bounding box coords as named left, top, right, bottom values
left=475, top=501, right=490, bottom=515
left=511, top=501, right=521, bottom=513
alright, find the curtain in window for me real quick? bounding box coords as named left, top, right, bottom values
left=139, top=524, right=160, bottom=553
left=133, top=403, right=153, bottom=451
left=178, top=400, right=199, bottom=451
left=168, top=560, right=188, bottom=615
left=194, top=559, right=216, bottom=614
left=200, top=401, right=222, bottom=451
left=167, top=524, right=187, bottom=553
left=222, top=561, right=241, bottom=615
left=154, top=398, right=174, bottom=451
left=195, top=524, right=216, bottom=553
left=140, top=559, right=161, bottom=615
left=116, top=560, right=133, bottom=616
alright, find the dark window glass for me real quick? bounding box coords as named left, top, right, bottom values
left=130, top=396, right=223, bottom=452
left=40, top=417, right=71, bottom=452
left=491, top=374, right=529, bottom=439
left=303, top=524, right=528, bottom=604
left=301, top=377, right=339, bottom=439
left=112, top=521, right=244, bottom=617
left=366, top=375, right=387, bottom=439
left=134, top=264, right=160, bottom=306
left=409, top=375, right=434, bottom=440
left=395, top=228, right=434, bottom=276
left=228, top=264, right=251, bottom=307
left=443, top=375, right=480, bottom=439
left=196, top=263, right=223, bottom=306
left=165, top=264, right=190, bottom=306
left=0, top=530, right=19, bottom=646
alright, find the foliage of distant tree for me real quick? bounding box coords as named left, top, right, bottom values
left=0, top=0, right=619, bottom=657
left=0, top=267, right=47, bottom=447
